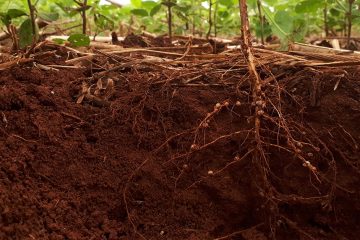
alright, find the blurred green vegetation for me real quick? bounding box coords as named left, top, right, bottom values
left=0, top=0, right=359, bottom=42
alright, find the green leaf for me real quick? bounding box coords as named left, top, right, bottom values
left=131, top=0, right=142, bottom=8
left=94, top=13, right=115, bottom=30
left=55, top=2, right=67, bottom=12
left=131, top=8, right=148, bottom=17
left=262, top=6, right=288, bottom=40
left=292, top=18, right=307, bottom=42
left=263, top=0, right=279, bottom=5
left=175, top=11, right=188, bottom=22
left=174, top=5, right=191, bottom=13
left=150, top=4, right=162, bottom=16
left=38, top=12, right=59, bottom=22
left=7, top=9, right=27, bottom=19
left=52, top=38, right=66, bottom=44
left=142, top=1, right=157, bottom=10
left=218, top=10, right=230, bottom=18
left=0, top=9, right=27, bottom=26
left=274, top=11, right=293, bottom=34
left=67, top=34, right=90, bottom=47
left=0, top=13, right=11, bottom=26
left=218, top=0, right=233, bottom=7
left=295, top=0, right=323, bottom=13
left=335, top=0, right=347, bottom=11
left=161, top=1, right=177, bottom=8
left=19, top=18, right=39, bottom=49
left=330, top=8, right=340, bottom=16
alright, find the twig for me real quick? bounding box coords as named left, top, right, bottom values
left=27, top=0, right=36, bottom=37
left=213, top=223, right=264, bottom=240
left=60, top=111, right=85, bottom=122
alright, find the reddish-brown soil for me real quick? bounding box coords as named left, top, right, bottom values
left=0, top=56, right=359, bottom=240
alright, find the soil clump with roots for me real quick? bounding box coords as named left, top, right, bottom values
left=0, top=46, right=359, bottom=240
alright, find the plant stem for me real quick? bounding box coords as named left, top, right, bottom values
left=238, top=2, right=274, bottom=232
left=167, top=4, right=172, bottom=43
left=238, top=0, right=261, bottom=144
left=74, top=0, right=87, bottom=34
left=347, top=0, right=354, bottom=47
left=82, top=0, right=87, bottom=34
left=256, top=0, right=264, bottom=45
left=206, top=0, right=212, bottom=39
left=343, top=12, right=347, bottom=37
left=199, top=1, right=203, bottom=37
left=27, top=0, right=36, bottom=36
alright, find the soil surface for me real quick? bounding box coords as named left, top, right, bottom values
left=0, top=54, right=359, bottom=240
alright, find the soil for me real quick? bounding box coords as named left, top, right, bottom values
left=0, top=53, right=359, bottom=240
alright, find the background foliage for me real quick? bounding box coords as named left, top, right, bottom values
left=0, top=0, right=359, bottom=42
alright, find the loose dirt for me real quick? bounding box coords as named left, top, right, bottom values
left=0, top=51, right=359, bottom=240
